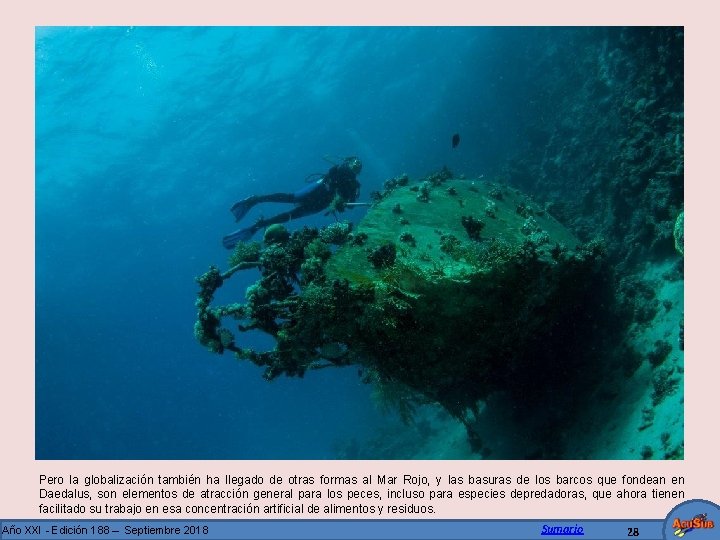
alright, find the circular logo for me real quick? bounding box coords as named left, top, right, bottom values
left=663, top=499, right=720, bottom=540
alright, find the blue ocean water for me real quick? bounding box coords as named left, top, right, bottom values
left=41, top=26, right=686, bottom=461
left=37, top=26, right=536, bottom=459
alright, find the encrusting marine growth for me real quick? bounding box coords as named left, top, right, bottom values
left=195, top=169, right=634, bottom=456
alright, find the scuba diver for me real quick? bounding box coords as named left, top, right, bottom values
left=223, top=156, right=363, bottom=249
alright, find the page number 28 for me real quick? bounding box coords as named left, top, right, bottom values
left=628, top=528, right=640, bottom=537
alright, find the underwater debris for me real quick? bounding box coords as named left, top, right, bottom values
left=367, top=242, right=397, bottom=269
left=349, top=231, right=368, bottom=247
left=439, top=233, right=462, bottom=257
left=398, top=232, right=417, bottom=247
left=263, top=223, right=291, bottom=245
left=520, top=216, right=541, bottom=236
left=369, top=191, right=384, bottom=204
left=320, top=221, right=353, bottom=245
left=228, top=240, right=261, bottom=267
left=384, top=174, right=410, bottom=193
left=452, top=133, right=460, bottom=148
left=516, top=202, right=534, bottom=218
left=194, top=172, right=630, bottom=453
left=426, top=166, right=453, bottom=186
left=370, top=174, right=412, bottom=204
left=461, top=215, right=485, bottom=241
left=489, top=186, right=503, bottom=200
left=416, top=181, right=432, bottom=203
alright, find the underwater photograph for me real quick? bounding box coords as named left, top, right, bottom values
left=36, top=26, right=684, bottom=459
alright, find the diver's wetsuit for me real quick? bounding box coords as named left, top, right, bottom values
left=223, top=161, right=361, bottom=249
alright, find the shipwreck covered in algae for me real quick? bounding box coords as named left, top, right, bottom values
left=195, top=170, right=630, bottom=456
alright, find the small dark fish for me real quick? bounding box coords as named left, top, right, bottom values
left=452, top=133, right=460, bottom=148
